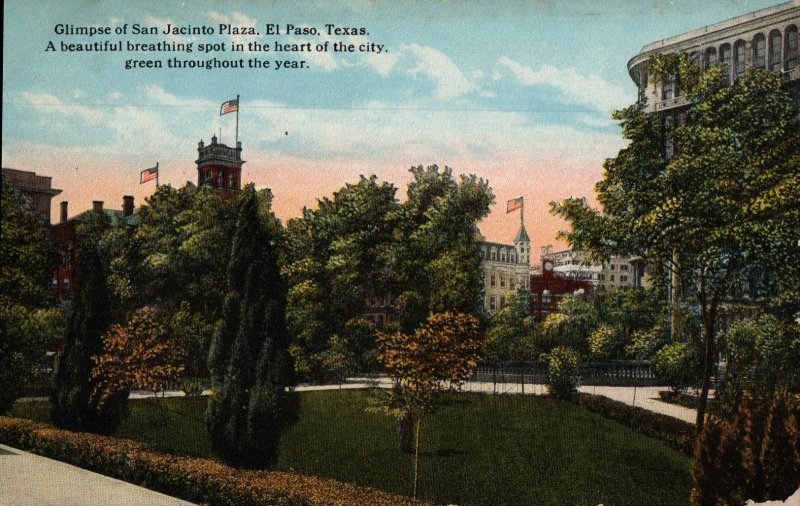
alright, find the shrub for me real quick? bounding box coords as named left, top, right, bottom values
left=579, top=393, right=695, bottom=456
left=690, top=391, right=800, bottom=506
left=720, top=315, right=800, bottom=399
left=0, top=416, right=425, bottom=506
left=651, top=342, right=700, bottom=395
left=547, top=346, right=580, bottom=400
left=588, top=325, right=616, bottom=360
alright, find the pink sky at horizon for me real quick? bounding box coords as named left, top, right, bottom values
left=11, top=146, right=604, bottom=260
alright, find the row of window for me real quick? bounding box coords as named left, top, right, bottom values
left=199, top=170, right=238, bottom=190
left=659, top=24, right=799, bottom=100
left=480, top=248, right=527, bottom=264
left=487, top=272, right=530, bottom=290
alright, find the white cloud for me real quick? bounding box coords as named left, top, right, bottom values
left=143, top=85, right=215, bottom=108
left=401, top=44, right=478, bottom=100
left=20, top=91, right=102, bottom=122
left=497, top=56, right=632, bottom=113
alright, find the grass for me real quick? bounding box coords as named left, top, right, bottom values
left=10, top=390, right=692, bottom=506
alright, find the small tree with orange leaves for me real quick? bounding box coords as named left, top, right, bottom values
left=373, top=311, right=481, bottom=498
left=91, top=306, right=185, bottom=419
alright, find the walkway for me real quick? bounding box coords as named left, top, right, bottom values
left=0, top=443, right=196, bottom=506
left=341, top=377, right=700, bottom=424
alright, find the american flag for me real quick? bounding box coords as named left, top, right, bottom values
left=220, top=98, right=239, bottom=116
left=140, top=166, right=158, bottom=184
left=506, top=197, right=523, bottom=213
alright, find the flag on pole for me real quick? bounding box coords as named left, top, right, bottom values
left=220, top=98, right=239, bottom=116
left=506, top=197, right=523, bottom=213
left=140, top=166, right=158, bottom=184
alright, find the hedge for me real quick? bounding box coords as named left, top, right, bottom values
left=0, top=416, right=426, bottom=506
left=579, top=393, right=696, bottom=456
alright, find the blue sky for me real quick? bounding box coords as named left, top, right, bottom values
left=2, top=0, right=789, bottom=253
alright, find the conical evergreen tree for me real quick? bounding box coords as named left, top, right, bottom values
left=206, top=185, right=293, bottom=467
left=51, top=210, right=127, bottom=433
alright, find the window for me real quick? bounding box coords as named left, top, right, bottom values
left=734, top=40, right=747, bottom=78
left=621, top=276, right=628, bottom=283
left=787, top=25, right=799, bottom=71
left=500, top=274, right=506, bottom=288
left=610, top=264, right=616, bottom=271
left=490, top=296, right=497, bottom=311
left=490, top=274, right=496, bottom=288
left=661, top=73, right=674, bottom=100
left=704, top=47, right=717, bottom=68
left=620, top=264, right=629, bottom=271
left=610, top=275, right=615, bottom=282
left=719, top=44, right=732, bottom=83
left=769, top=30, right=782, bottom=71
left=63, top=279, right=70, bottom=293
left=754, top=34, right=767, bottom=70
left=480, top=250, right=485, bottom=259
left=510, top=276, right=516, bottom=290
left=510, top=253, right=516, bottom=263
left=62, top=248, right=71, bottom=269
left=228, top=173, right=235, bottom=189
left=499, top=296, right=505, bottom=309
left=491, top=250, right=497, bottom=261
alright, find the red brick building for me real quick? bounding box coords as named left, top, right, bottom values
left=52, top=197, right=137, bottom=304
left=196, top=135, right=243, bottom=197
left=530, top=259, right=592, bottom=322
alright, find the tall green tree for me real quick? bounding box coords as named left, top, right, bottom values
left=104, top=183, right=237, bottom=376
left=51, top=209, right=127, bottom=433
left=552, top=58, right=800, bottom=433
left=392, top=165, right=494, bottom=332
left=206, top=185, right=293, bottom=467
left=284, top=175, right=398, bottom=380
left=0, top=184, right=62, bottom=413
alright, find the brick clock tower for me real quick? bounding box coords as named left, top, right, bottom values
left=196, top=135, right=243, bottom=197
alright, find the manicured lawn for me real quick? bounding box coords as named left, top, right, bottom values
left=11, top=390, right=692, bottom=505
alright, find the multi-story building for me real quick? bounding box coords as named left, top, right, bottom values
left=627, top=1, right=799, bottom=313
left=2, top=168, right=62, bottom=222
left=478, top=223, right=532, bottom=314
left=52, top=197, right=138, bottom=305
left=540, top=245, right=646, bottom=292
left=627, top=2, right=799, bottom=120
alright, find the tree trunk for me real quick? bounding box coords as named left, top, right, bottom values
left=399, top=410, right=414, bottom=453
left=696, top=303, right=717, bottom=435
left=413, top=415, right=422, bottom=499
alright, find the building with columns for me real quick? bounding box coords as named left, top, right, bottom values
left=628, top=2, right=799, bottom=120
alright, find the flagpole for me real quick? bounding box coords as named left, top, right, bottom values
left=235, top=94, right=239, bottom=144
left=521, top=197, right=524, bottom=227
left=156, top=162, right=159, bottom=188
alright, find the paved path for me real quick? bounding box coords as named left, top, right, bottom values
left=0, top=443, right=196, bottom=506
left=342, top=377, right=700, bottom=424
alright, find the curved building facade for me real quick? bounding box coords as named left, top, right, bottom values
left=628, top=1, right=799, bottom=114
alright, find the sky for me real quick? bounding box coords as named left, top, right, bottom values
left=2, top=0, right=790, bottom=257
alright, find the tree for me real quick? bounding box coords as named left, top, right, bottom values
left=552, top=59, right=800, bottom=433
left=206, top=185, right=294, bottom=467
left=0, top=183, right=62, bottom=413
left=51, top=209, right=127, bottom=433
left=284, top=175, right=398, bottom=381
left=484, top=291, right=534, bottom=365
left=373, top=311, right=481, bottom=498
left=91, top=306, right=185, bottom=412
left=104, top=183, right=237, bottom=377
left=391, top=166, right=494, bottom=332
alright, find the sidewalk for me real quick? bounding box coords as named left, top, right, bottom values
left=341, top=377, right=700, bottom=424
left=0, top=443, right=196, bottom=506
